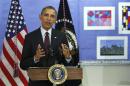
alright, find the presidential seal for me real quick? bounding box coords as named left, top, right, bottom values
left=48, top=64, right=68, bottom=85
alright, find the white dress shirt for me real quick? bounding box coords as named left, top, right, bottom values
left=40, top=26, right=52, bottom=44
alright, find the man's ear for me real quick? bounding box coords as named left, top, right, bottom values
left=39, top=15, right=42, bottom=21
left=53, top=19, right=56, bottom=24
left=53, top=16, right=57, bottom=24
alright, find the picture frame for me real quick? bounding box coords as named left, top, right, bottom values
left=97, top=36, right=128, bottom=59
left=118, top=2, right=130, bottom=34
left=84, top=7, right=115, bottom=30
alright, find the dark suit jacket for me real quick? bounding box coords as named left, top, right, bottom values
left=20, top=28, right=80, bottom=86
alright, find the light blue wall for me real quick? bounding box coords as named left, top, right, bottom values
left=79, top=0, right=130, bottom=61
left=0, top=0, right=130, bottom=62
left=0, top=0, right=10, bottom=52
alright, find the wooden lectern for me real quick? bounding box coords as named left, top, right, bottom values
left=27, top=67, right=82, bottom=80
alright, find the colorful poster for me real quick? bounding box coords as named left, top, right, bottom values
left=84, top=7, right=115, bottom=30
left=119, top=2, right=130, bottom=34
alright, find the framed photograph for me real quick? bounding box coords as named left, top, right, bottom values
left=84, top=7, right=115, bottom=30
left=97, top=36, right=128, bottom=59
left=118, top=2, right=130, bottom=34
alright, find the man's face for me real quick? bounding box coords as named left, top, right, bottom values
left=40, top=9, right=56, bottom=30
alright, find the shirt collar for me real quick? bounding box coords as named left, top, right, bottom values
left=40, top=26, right=52, bottom=36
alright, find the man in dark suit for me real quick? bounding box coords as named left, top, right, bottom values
left=20, top=6, right=80, bottom=86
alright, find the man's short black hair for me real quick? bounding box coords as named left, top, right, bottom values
left=41, top=6, right=57, bottom=16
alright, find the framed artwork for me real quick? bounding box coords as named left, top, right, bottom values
left=97, top=36, right=128, bottom=59
left=84, top=7, right=115, bottom=30
left=118, top=2, right=130, bottom=34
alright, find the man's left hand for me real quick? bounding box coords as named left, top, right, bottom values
left=61, top=43, right=71, bottom=58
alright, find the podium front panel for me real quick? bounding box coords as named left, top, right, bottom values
left=28, top=67, right=82, bottom=80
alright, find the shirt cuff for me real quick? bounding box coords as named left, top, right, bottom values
left=34, top=56, right=39, bottom=63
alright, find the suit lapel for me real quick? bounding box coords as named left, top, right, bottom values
left=51, top=29, right=57, bottom=49
left=36, top=28, right=44, bottom=48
